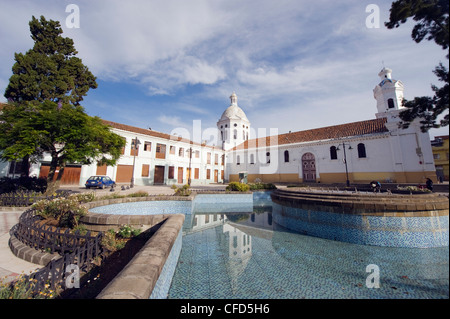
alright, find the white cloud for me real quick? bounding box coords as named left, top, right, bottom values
left=0, top=0, right=447, bottom=140
left=184, top=60, right=226, bottom=85
left=157, top=115, right=189, bottom=129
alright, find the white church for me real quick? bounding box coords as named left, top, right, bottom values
left=223, top=67, right=436, bottom=184
left=0, top=67, right=437, bottom=186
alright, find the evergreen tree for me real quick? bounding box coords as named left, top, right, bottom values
left=1, top=16, right=124, bottom=192
left=5, top=15, right=97, bottom=105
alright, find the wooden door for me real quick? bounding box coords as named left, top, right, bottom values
left=96, top=165, right=107, bottom=175
left=178, top=167, right=183, bottom=184
left=116, top=165, right=133, bottom=183
left=214, top=169, right=218, bottom=183
left=39, top=164, right=81, bottom=185
left=302, top=153, right=316, bottom=182
left=154, top=165, right=165, bottom=184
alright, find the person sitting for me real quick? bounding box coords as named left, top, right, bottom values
left=370, top=181, right=381, bottom=192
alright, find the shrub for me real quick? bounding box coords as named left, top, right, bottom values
left=97, top=192, right=126, bottom=200
left=0, top=176, right=47, bottom=194
left=127, top=191, right=149, bottom=197
left=101, top=225, right=141, bottom=252
left=226, top=182, right=250, bottom=192
left=117, top=224, right=141, bottom=238
left=173, top=184, right=191, bottom=196
left=32, top=197, right=88, bottom=229
left=68, top=192, right=96, bottom=203
left=248, top=182, right=277, bottom=190
left=101, top=230, right=126, bottom=252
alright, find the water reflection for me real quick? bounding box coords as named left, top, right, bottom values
left=168, top=192, right=449, bottom=299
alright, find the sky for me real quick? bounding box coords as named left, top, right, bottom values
left=0, top=0, right=448, bottom=142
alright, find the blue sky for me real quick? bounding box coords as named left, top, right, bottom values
left=0, top=0, right=448, bottom=141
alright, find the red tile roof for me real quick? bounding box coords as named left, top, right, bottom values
left=102, top=119, right=216, bottom=149
left=231, top=118, right=388, bottom=150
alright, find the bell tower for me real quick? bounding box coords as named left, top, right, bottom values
left=373, top=67, right=405, bottom=117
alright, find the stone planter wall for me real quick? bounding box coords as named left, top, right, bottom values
left=96, top=213, right=185, bottom=299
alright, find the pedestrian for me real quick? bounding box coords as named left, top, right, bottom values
left=426, top=178, right=433, bottom=191
left=370, top=181, right=381, bottom=192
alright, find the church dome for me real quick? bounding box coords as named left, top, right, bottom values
left=219, top=92, right=249, bottom=122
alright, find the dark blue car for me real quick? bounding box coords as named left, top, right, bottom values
left=85, top=175, right=116, bottom=189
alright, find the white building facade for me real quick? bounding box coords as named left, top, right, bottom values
left=225, top=68, right=437, bottom=184
left=79, top=121, right=226, bottom=186
left=0, top=67, right=437, bottom=186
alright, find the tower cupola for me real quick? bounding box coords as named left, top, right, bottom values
left=217, top=92, right=251, bottom=150
left=373, top=67, right=405, bottom=116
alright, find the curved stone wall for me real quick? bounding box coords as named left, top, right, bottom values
left=96, top=214, right=185, bottom=299
left=80, top=196, right=191, bottom=232
left=271, top=189, right=449, bottom=248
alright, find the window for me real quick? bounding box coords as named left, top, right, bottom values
left=387, top=98, right=395, bottom=109
left=250, top=154, right=255, bottom=164
left=207, top=152, right=211, bottom=164
left=284, top=150, right=289, bottom=163
left=215, top=154, right=218, bottom=165
left=207, top=169, right=211, bottom=179
left=130, top=140, right=139, bottom=156
left=195, top=150, right=200, bottom=158
left=330, top=146, right=337, bottom=160
left=237, top=155, right=240, bottom=165
left=156, top=143, right=166, bottom=159
left=233, top=129, right=237, bottom=139
left=142, top=164, right=150, bottom=177
left=170, top=146, right=176, bottom=155
left=243, top=130, right=245, bottom=140
left=221, top=154, right=225, bottom=166
left=266, top=152, right=270, bottom=164
left=194, top=168, right=199, bottom=179
left=357, top=143, right=367, bottom=158
left=143, top=141, right=151, bottom=151
left=179, top=147, right=184, bottom=157
left=168, top=166, right=175, bottom=179
left=8, top=161, right=23, bottom=175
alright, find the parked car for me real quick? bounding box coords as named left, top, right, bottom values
left=85, top=176, right=116, bottom=189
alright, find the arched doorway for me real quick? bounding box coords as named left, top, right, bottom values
left=302, top=152, right=316, bottom=182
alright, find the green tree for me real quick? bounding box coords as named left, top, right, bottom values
left=1, top=16, right=124, bottom=192
left=385, top=0, right=449, bottom=132
left=5, top=15, right=97, bottom=105
left=0, top=100, right=125, bottom=192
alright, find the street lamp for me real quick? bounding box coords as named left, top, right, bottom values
left=131, top=137, right=141, bottom=188
left=336, top=142, right=353, bottom=187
